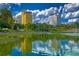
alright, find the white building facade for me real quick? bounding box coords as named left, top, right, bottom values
left=48, top=14, right=60, bottom=26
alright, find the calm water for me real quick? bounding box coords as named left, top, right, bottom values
left=0, top=33, right=79, bottom=56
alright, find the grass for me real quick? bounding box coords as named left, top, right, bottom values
left=0, top=33, right=79, bottom=42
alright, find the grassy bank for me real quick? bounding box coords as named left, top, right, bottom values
left=0, top=33, right=79, bottom=42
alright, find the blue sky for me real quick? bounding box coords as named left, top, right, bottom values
left=7, top=3, right=66, bottom=15
left=0, top=3, right=79, bottom=24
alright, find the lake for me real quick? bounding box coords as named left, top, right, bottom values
left=0, top=33, right=79, bottom=56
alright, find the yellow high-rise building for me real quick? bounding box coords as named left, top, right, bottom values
left=22, top=11, right=32, bottom=25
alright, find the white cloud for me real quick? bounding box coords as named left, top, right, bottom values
left=36, top=7, right=58, bottom=18
left=58, top=6, right=63, bottom=13
left=65, top=12, right=72, bottom=19
left=63, top=10, right=79, bottom=19
left=61, top=3, right=79, bottom=20
left=31, top=10, right=40, bottom=19
left=61, top=13, right=65, bottom=18
left=15, top=12, right=22, bottom=17
left=68, top=19, right=77, bottom=23
left=34, top=7, right=59, bottom=24
left=64, top=3, right=79, bottom=12
left=72, top=10, right=79, bottom=17
left=67, top=18, right=79, bottom=24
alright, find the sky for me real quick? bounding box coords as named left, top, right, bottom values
left=0, top=3, right=79, bottom=24
left=4, top=3, right=66, bottom=15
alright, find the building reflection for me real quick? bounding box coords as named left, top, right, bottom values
left=51, top=38, right=60, bottom=56
left=20, top=38, right=32, bottom=55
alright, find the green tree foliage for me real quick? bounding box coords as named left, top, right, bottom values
left=0, top=20, right=9, bottom=28
left=74, top=22, right=79, bottom=28
left=13, top=23, right=24, bottom=30
left=0, top=8, right=14, bottom=28
left=24, top=24, right=53, bottom=32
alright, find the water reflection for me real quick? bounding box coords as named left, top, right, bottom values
left=0, top=34, right=79, bottom=56
left=0, top=38, right=21, bottom=56
left=32, top=34, right=79, bottom=56
left=32, top=39, right=79, bottom=56
left=20, top=38, right=32, bottom=55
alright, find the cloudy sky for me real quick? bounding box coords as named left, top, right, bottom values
left=0, top=3, right=79, bottom=24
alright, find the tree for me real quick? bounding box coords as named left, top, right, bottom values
left=13, top=23, right=24, bottom=30
left=0, top=20, right=9, bottom=28
left=0, top=8, right=14, bottom=28
left=74, top=22, right=79, bottom=28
